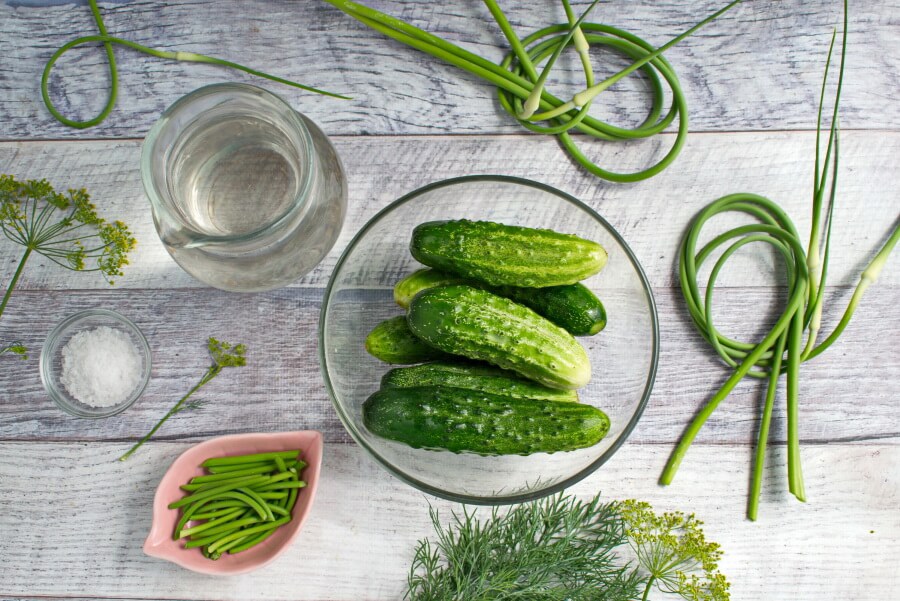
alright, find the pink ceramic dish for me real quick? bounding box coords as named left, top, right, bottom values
left=144, top=431, right=323, bottom=575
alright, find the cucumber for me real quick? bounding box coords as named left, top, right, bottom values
left=407, top=285, right=591, bottom=390
left=363, top=386, right=609, bottom=455
left=394, top=268, right=606, bottom=336
left=394, top=269, right=464, bottom=308
left=502, top=284, right=606, bottom=336
left=364, top=316, right=448, bottom=364
left=380, top=361, right=578, bottom=402
left=410, top=220, right=607, bottom=287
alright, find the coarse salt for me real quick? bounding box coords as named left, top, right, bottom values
left=59, top=325, right=143, bottom=408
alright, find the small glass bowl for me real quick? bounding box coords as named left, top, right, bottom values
left=40, top=309, right=152, bottom=418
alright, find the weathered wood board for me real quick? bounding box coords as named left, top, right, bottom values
left=0, top=442, right=897, bottom=600
left=1, top=132, right=898, bottom=291
left=1, top=0, right=898, bottom=139
left=0, top=286, right=897, bottom=445
left=1, top=1, right=898, bottom=600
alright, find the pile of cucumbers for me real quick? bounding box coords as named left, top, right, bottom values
left=363, top=219, right=612, bottom=456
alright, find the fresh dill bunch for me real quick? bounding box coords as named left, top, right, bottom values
left=406, top=492, right=642, bottom=601
left=117, top=337, right=246, bottom=461
left=619, top=500, right=730, bottom=601
left=0, top=174, right=136, bottom=354
left=405, top=494, right=732, bottom=601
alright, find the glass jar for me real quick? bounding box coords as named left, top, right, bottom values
left=141, top=83, right=347, bottom=292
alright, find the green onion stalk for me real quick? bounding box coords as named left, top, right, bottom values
left=659, top=0, right=900, bottom=520
left=43, top=0, right=348, bottom=129
left=323, top=0, right=743, bottom=183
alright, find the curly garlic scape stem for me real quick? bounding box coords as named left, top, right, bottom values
left=42, top=0, right=347, bottom=129
left=323, top=0, right=743, bottom=183
left=531, top=0, right=743, bottom=123
left=661, top=0, right=900, bottom=519
left=515, top=0, right=600, bottom=120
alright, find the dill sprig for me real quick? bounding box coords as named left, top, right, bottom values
left=0, top=341, right=27, bottom=360
left=0, top=175, right=136, bottom=355
left=620, top=501, right=730, bottom=601
left=406, top=493, right=730, bottom=601
left=117, top=338, right=246, bottom=462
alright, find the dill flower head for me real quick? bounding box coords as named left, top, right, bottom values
left=619, top=500, right=731, bottom=601
left=0, top=175, right=136, bottom=283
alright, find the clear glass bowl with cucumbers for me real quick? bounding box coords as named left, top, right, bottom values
left=320, top=176, right=658, bottom=504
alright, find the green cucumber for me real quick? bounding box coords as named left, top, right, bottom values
left=364, top=316, right=448, bottom=364
left=394, top=269, right=464, bottom=307
left=407, top=285, right=591, bottom=390
left=380, top=361, right=578, bottom=402
left=394, top=268, right=606, bottom=336
left=410, top=220, right=607, bottom=287
left=363, top=386, right=610, bottom=455
left=502, top=284, right=606, bottom=336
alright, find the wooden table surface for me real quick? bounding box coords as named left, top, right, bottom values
left=1, top=1, right=898, bottom=599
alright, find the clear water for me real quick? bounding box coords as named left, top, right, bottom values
left=153, top=106, right=346, bottom=293
left=168, top=115, right=303, bottom=237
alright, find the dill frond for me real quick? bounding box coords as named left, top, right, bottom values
left=406, top=493, right=642, bottom=601
left=117, top=337, right=247, bottom=461
left=0, top=175, right=136, bottom=356
left=620, top=500, right=730, bottom=601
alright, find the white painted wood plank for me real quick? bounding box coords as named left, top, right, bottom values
left=0, top=285, right=896, bottom=444
left=0, top=0, right=897, bottom=139
left=0, top=441, right=896, bottom=600
left=1, top=131, right=898, bottom=292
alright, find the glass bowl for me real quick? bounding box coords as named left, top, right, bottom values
left=320, top=176, right=659, bottom=504
left=40, top=309, right=152, bottom=418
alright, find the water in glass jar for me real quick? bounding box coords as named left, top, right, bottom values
left=143, top=83, right=347, bottom=293
left=168, top=114, right=303, bottom=237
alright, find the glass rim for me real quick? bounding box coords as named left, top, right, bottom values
left=318, top=174, right=660, bottom=505
left=40, top=309, right=152, bottom=419
left=140, top=82, right=316, bottom=245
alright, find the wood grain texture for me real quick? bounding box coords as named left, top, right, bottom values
left=0, top=441, right=897, bottom=600
left=0, top=285, right=896, bottom=445
left=1, top=130, right=898, bottom=292
left=0, top=0, right=898, bottom=140
left=1, top=3, right=899, bottom=600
